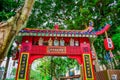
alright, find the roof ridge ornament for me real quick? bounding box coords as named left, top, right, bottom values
left=54, top=24, right=59, bottom=30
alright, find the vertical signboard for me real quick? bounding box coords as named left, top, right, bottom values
left=17, top=53, right=29, bottom=80
left=83, top=54, right=94, bottom=80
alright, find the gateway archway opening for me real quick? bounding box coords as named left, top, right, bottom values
left=30, top=56, right=80, bottom=80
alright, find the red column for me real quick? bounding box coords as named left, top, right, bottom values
left=16, top=52, right=30, bottom=80
left=15, top=36, right=32, bottom=80
left=80, top=38, right=96, bottom=80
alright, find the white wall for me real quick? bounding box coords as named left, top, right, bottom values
left=1, top=57, right=18, bottom=79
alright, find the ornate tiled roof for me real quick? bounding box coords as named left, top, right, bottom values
left=17, top=24, right=110, bottom=38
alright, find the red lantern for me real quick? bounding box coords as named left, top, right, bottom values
left=104, top=38, right=114, bottom=50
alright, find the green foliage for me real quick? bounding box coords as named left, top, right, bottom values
left=27, top=0, right=120, bottom=30
left=33, top=57, right=78, bottom=79
left=30, top=69, right=51, bottom=80
left=112, top=33, right=120, bottom=49
left=115, top=63, right=120, bottom=69
left=11, top=68, right=17, bottom=75
left=0, top=0, right=24, bottom=21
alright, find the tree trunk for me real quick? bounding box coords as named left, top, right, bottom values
left=2, top=57, right=10, bottom=80
left=0, top=0, right=35, bottom=63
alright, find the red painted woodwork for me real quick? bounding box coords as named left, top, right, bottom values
left=104, top=38, right=114, bottom=50
left=21, top=42, right=32, bottom=52
left=15, top=36, right=96, bottom=80
left=15, top=23, right=112, bottom=80
left=96, top=24, right=110, bottom=36
left=22, top=36, right=33, bottom=43
left=68, top=56, right=82, bottom=64
left=54, top=24, right=59, bottom=30
left=80, top=38, right=91, bottom=54
left=30, top=46, right=81, bottom=56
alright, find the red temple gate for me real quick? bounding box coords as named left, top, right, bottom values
left=15, top=24, right=111, bottom=80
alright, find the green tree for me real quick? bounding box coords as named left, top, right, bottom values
left=0, top=0, right=24, bottom=21
left=0, top=0, right=35, bottom=63
left=32, top=57, right=78, bottom=80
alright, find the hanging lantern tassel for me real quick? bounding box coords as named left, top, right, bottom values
left=110, top=50, right=118, bottom=65
left=109, top=50, right=114, bottom=58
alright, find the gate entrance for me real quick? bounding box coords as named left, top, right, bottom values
left=15, top=24, right=110, bottom=80
left=30, top=56, right=80, bottom=80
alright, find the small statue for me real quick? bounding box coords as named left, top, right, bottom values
left=81, top=20, right=94, bottom=33
left=60, top=38, right=65, bottom=46
left=75, top=41, right=79, bottom=46
left=88, top=20, right=94, bottom=32
left=25, top=40, right=29, bottom=43
left=48, top=38, right=53, bottom=46
left=70, top=38, right=74, bottom=46
left=54, top=37, right=59, bottom=46
left=54, top=24, right=59, bottom=30
left=38, top=37, right=43, bottom=46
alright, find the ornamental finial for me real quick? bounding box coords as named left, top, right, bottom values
left=54, top=24, right=59, bottom=30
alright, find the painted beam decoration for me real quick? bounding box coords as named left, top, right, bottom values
left=17, top=53, right=29, bottom=80
left=96, top=24, right=110, bottom=36
left=83, top=54, right=94, bottom=80
left=17, top=29, right=96, bottom=38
